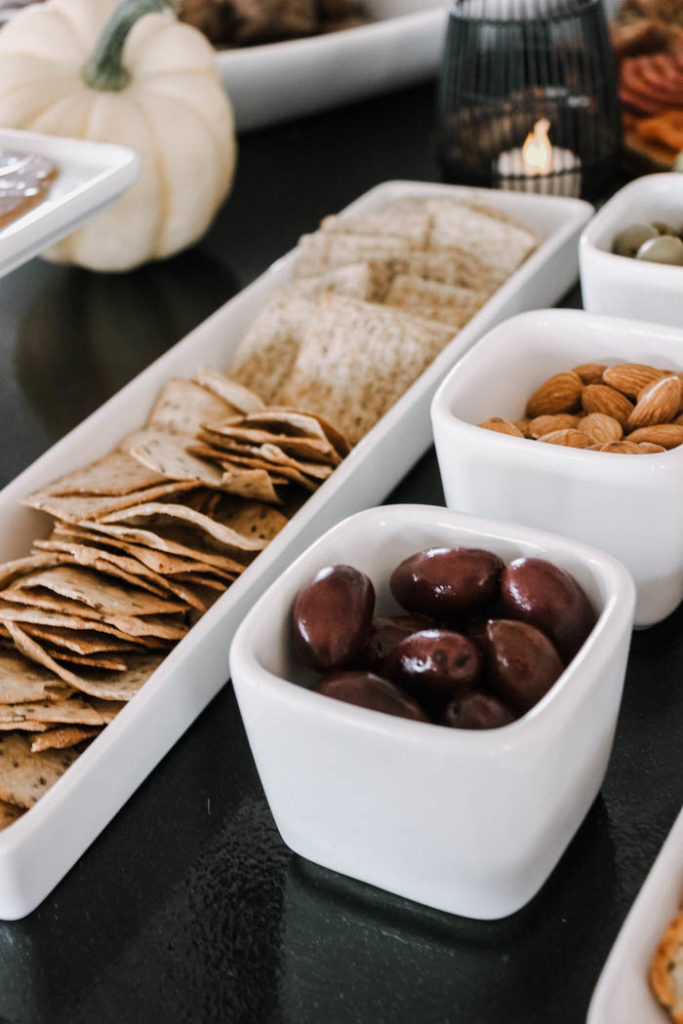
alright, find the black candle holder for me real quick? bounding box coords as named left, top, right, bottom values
left=436, top=0, right=622, bottom=200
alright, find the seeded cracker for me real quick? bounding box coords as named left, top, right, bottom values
left=30, top=726, right=100, bottom=754
left=0, top=733, right=80, bottom=808
left=146, top=378, right=235, bottom=435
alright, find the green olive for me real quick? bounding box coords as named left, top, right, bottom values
left=635, top=235, right=683, bottom=266
left=613, top=223, right=658, bottom=258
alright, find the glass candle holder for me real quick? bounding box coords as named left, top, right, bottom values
left=436, top=0, right=622, bottom=200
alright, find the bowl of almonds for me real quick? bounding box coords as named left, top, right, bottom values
left=430, top=308, right=683, bottom=627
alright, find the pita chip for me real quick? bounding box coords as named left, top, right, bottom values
left=146, top=378, right=234, bottom=435
left=0, top=733, right=79, bottom=808
left=30, top=726, right=100, bottom=753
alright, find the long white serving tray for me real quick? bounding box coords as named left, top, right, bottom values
left=218, top=0, right=447, bottom=132
left=0, top=180, right=592, bottom=919
left=588, top=803, right=683, bottom=1024
left=0, top=128, right=138, bottom=279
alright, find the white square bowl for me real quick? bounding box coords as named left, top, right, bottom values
left=229, top=503, right=635, bottom=920
left=430, top=308, right=683, bottom=628
left=580, top=173, right=683, bottom=328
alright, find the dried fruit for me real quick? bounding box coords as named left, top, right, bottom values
left=478, top=417, right=524, bottom=437
left=581, top=384, right=634, bottom=425
left=577, top=412, right=623, bottom=444
left=525, top=372, right=583, bottom=417
left=602, top=363, right=665, bottom=398
left=527, top=414, right=579, bottom=439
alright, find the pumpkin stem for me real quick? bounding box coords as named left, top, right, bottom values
left=83, top=0, right=179, bottom=92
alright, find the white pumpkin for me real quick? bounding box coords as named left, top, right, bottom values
left=0, top=0, right=236, bottom=270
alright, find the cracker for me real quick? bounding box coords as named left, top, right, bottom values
left=21, top=624, right=140, bottom=656
left=383, top=275, right=487, bottom=329
left=0, top=733, right=79, bottom=808
left=194, top=368, right=266, bottom=413
left=50, top=651, right=129, bottom=671
left=98, top=502, right=269, bottom=555
left=0, top=650, right=73, bottom=704
left=7, top=624, right=164, bottom=701
left=228, top=291, right=315, bottom=404
left=320, top=210, right=431, bottom=248
left=146, top=378, right=234, bottom=434
left=23, top=481, right=198, bottom=524
left=209, top=498, right=289, bottom=543
left=283, top=261, right=391, bottom=302
left=0, top=798, right=23, bottom=829
left=35, top=450, right=167, bottom=498
left=78, top=522, right=247, bottom=574
left=127, top=427, right=225, bottom=487
left=292, top=232, right=413, bottom=278
left=0, top=553, right=72, bottom=590
left=3, top=566, right=189, bottom=618
left=421, top=198, right=539, bottom=279
left=0, top=601, right=189, bottom=641
left=275, top=294, right=454, bottom=444
left=0, top=696, right=113, bottom=727
left=29, top=726, right=100, bottom=753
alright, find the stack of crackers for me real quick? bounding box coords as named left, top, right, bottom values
left=228, top=194, right=541, bottom=444
left=0, top=192, right=539, bottom=828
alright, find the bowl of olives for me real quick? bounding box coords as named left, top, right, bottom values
left=580, top=173, right=683, bottom=328
left=229, top=503, right=635, bottom=920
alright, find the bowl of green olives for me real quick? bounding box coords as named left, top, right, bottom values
left=230, top=504, right=635, bottom=919
left=580, top=173, right=683, bottom=328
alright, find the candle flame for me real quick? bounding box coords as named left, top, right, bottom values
left=522, top=118, right=553, bottom=176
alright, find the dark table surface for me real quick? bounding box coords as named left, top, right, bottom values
left=0, top=80, right=681, bottom=1024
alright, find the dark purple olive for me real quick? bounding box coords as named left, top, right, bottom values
left=314, top=671, right=429, bottom=722
left=483, top=619, right=564, bottom=713
left=357, top=613, right=435, bottom=671
left=441, top=691, right=517, bottom=730
left=381, top=628, right=481, bottom=707
left=292, top=565, right=375, bottom=671
left=500, top=558, right=596, bottom=662
left=390, top=547, right=503, bottom=619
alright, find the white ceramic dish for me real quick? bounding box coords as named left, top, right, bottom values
left=580, top=174, right=683, bottom=329
left=218, top=0, right=447, bottom=132
left=588, top=803, right=683, bottom=1024
left=0, top=127, right=138, bottom=279
left=229, top=503, right=635, bottom=920
left=0, top=180, right=591, bottom=919
left=430, top=308, right=683, bottom=629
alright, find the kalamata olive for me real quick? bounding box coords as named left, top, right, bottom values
left=483, top=619, right=563, bottom=713
left=441, top=691, right=517, bottom=730
left=292, top=565, right=375, bottom=671
left=381, top=628, right=481, bottom=707
left=500, top=557, right=596, bottom=662
left=314, top=671, right=429, bottom=722
left=356, top=613, right=435, bottom=671
left=390, top=547, right=503, bottom=619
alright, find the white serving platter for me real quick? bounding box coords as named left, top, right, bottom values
left=0, top=128, right=139, bottom=279
left=0, top=180, right=592, bottom=919
left=218, top=0, right=448, bottom=132
left=588, top=803, right=683, bottom=1024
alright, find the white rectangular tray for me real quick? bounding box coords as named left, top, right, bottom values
left=588, top=803, right=683, bottom=1024
left=0, top=128, right=138, bottom=279
left=218, top=0, right=447, bottom=132
left=0, top=180, right=592, bottom=918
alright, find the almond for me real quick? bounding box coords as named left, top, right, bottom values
left=627, top=375, right=681, bottom=430
left=525, top=372, right=583, bottom=417
left=577, top=412, right=623, bottom=444
left=537, top=428, right=591, bottom=448
left=674, top=413, right=683, bottom=426
left=602, top=363, right=665, bottom=398
left=514, top=419, right=532, bottom=436
left=572, top=362, right=607, bottom=385
left=638, top=442, right=667, bottom=453
left=478, top=417, right=524, bottom=437
left=527, top=413, right=579, bottom=439
left=627, top=424, right=683, bottom=449
left=581, top=384, right=634, bottom=425
left=599, top=440, right=643, bottom=454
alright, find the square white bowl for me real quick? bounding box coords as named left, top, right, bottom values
left=430, top=308, right=683, bottom=628
left=580, top=173, right=683, bottom=328
left=229, top=503, right=635, bottom=920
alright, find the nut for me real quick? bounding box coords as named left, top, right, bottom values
left=577, top=412, right=623, bottom=444
left=637, top=442, right=667, bottom=453
left=581, top=384, right=634, bottom=425
left=599, top=440, right=643, bottom=454
left=627, top=375, right=682, bottom=430
left=525, top=372, right=583, bottom=418
left=478, top=418, right=524, bottom=437
left=537, top=429, right=592, bottom=448
left=527, top=414, right=579, bottom=439
left=627, top=424, right=683, bottom=448
left=572, top=362, right=607, bottom=385
left=602, top=363, right=665, bottom=398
